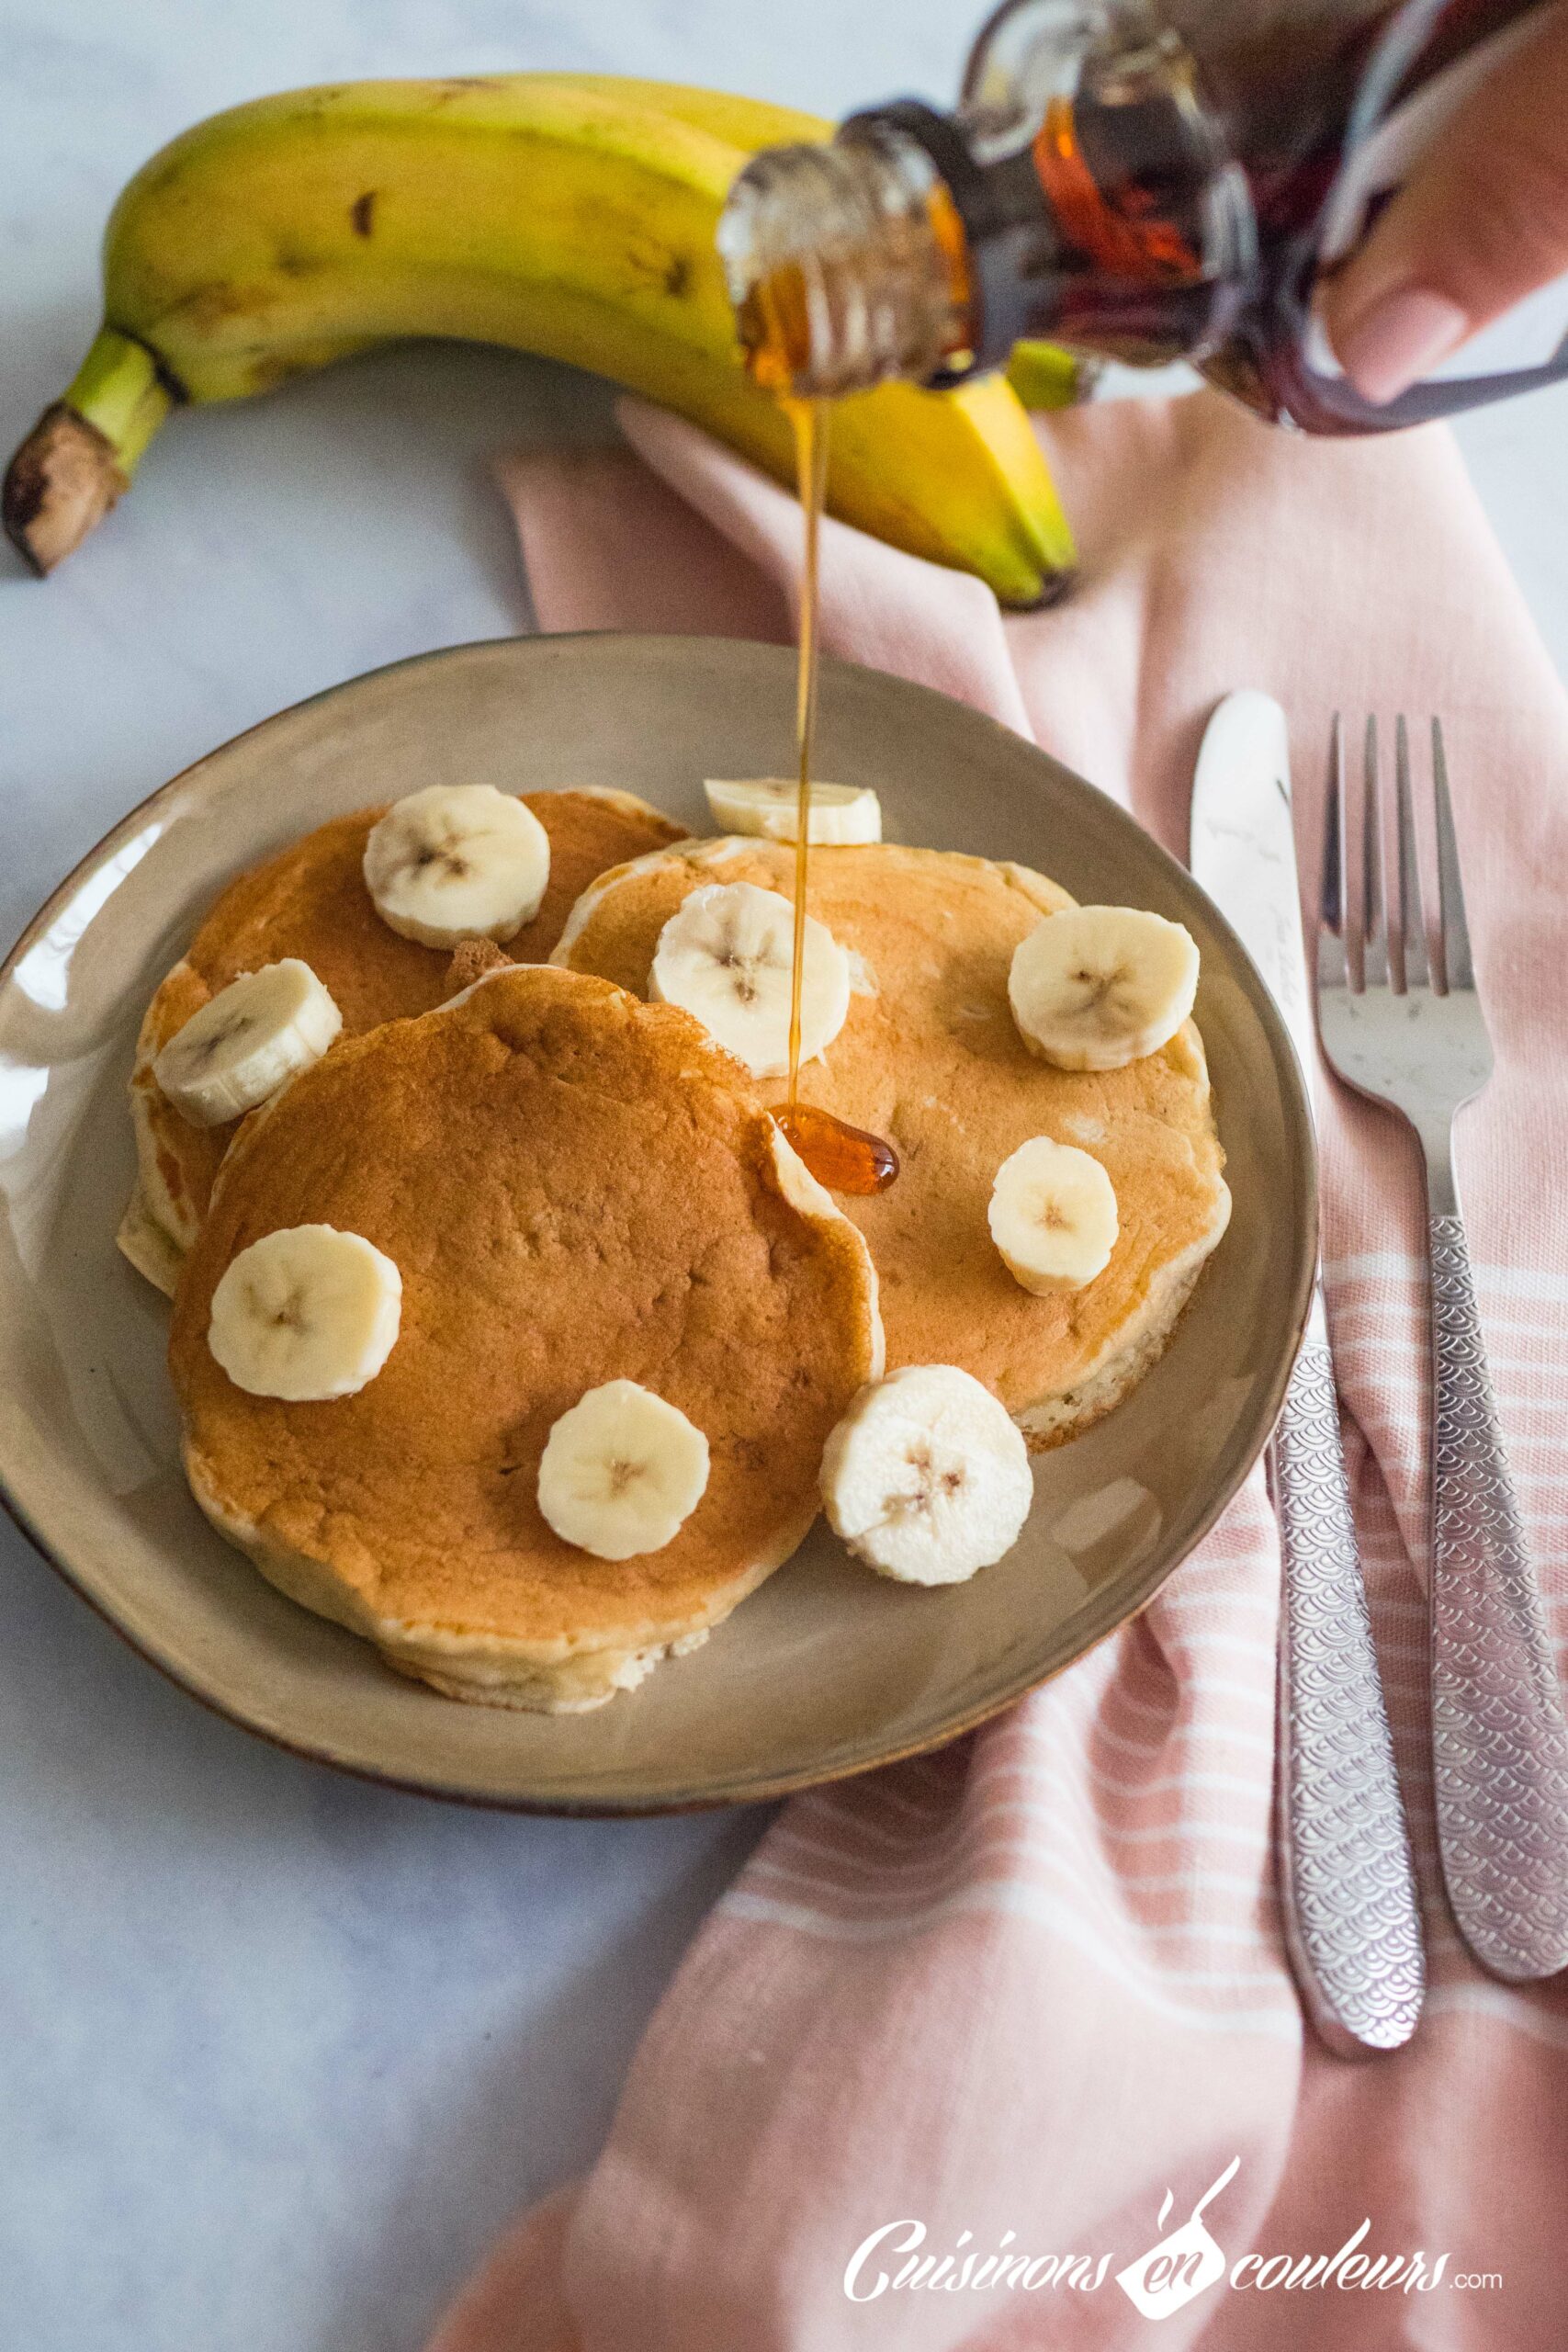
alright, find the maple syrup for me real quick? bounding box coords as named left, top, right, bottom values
left=759, top=374, right=897, bottom=1198
left=774, top=1101, right=900, bottom=1195
left=781, top=389, right=829, bottom=1108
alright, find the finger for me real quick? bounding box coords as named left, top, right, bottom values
left=1323, top=0, right=1568, bottom=404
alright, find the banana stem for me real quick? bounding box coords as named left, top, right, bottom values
left=68, top=326, right=176, bottom=467
left=3, top=327, right=175, bottom=574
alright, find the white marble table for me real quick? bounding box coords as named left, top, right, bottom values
left=2, top=6, right=1564, bottom=2346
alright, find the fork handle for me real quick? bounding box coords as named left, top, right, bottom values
left=1271, top=1335, right=1425, bottom=2052
left=1429, top=1209, right=1568, bottom=1981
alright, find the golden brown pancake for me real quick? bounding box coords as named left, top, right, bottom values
left=123, top=787, right=685, bottom=1290
left=554, top=839, right=1229, bottom=1445
left=169, top=965, right=884, bottom=1710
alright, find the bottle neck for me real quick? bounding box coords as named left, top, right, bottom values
left=717, top=123, right=976, bottom=398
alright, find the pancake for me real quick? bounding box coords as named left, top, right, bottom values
left=123, top=787, right=686, bottom=1290
left=168, top=965, right=884, bottom=1711
left=554, top=839, right=1230, bottom=1445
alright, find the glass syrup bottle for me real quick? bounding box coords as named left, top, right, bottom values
left=717, top=0, right=1568, bottom=434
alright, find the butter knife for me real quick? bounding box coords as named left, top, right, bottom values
left=1190, top=690, right=1425, bottom=2055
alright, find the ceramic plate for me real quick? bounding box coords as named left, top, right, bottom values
left=0, top=634, right=1314, bottom=1811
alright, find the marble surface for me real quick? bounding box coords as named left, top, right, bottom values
left=2, top=6, right=1565, bottom=2346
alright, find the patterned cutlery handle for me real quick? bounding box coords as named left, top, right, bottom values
left=1272, top=1336, right=1425, bottom=2052
left=1429, top=1212, right=1568, bottom=1982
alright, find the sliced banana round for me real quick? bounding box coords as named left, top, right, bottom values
left=649, top=880, right=851, bottom=1078
left=536, top=1379, right=710, bottom=1561
left=703, top=776, right=883, bottom=844
left=152, top=959, right=342, bottom=1128
left=988, top=1135, right=1119, bottom=1294
left=1009, top=905, right=1199, bottom=1071
left=362, top=784, right=550, bottom=949
left=820, top=1364, right=1032, bottom=1587
left=209, top=1225, right=402, bottom=1401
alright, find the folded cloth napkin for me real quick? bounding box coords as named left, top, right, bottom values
left=434, top=388, right=1568, bottom=2352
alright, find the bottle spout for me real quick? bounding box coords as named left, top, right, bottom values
left=718, top=126, right=976, bottom=399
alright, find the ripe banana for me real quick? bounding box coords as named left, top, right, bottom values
left=1, top=74, right=1077, bottom=598
left=363, top=784, right=551, bottom=947
left=650, top=878, right=850, bottom=1076
left=703, top=776, right=882, bottom=844
left=209, top=1224, right=403, bottom=1400
left=988, top=1135, right=1119, bottom=1294
left=820, top=1364, right=1033, bottom=1585
left=1009, top=905, right=1201, bottom=1071
left=154, top=959, right=342, bottom=1125
left=537, top=1379, right=710, bottom=1559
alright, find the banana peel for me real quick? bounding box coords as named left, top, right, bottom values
left=3, top=74, right=1080, bottom=601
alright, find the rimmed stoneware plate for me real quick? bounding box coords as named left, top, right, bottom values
left=0, top=634, right=1314, bottom=1812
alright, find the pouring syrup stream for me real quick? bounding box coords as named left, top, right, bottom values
left=771, top=395, right=897, bottom=1196
left=783, top=390, right=829, bottom=1109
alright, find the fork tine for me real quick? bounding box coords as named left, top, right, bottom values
left=1432, top=718, right=1474, bottom=991
left=1394, top=716, right=1429, bottom=990
left=1362, top=716, right=1388, bottom=988
left=1317, top=713, right=1349, bottom=989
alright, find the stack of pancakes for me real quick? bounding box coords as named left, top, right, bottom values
left=130, top=791, right=1229, bottom=1711
left=124, top=786, right=685, bottom=1290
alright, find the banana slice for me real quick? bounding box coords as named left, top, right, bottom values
left=820, top=1364, right=1032, bottom=1586
left=152, top=958, right=342, bottom=1127
left=988, top=1135, right=1119, bottom=1294
left=209, top=1225, right=402, bottom=1400
left=703, top=777, right=883, bottom=844
left=362, top=784, right=550, bottom=948
left=536, top=1379, right=710, bottom=1561
left=649, top=880, right=851, bottom=1077
left=1009, top=905, right=1200, bottom=1071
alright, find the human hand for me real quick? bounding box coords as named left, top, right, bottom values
left=1324, top=0, right=1568, bottom=404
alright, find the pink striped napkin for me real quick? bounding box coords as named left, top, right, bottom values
left=434, top=388, right=1568, bottom=2349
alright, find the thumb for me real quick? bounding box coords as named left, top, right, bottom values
left=1323, top=0, right=1568, bottom=405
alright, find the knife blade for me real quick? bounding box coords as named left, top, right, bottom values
left=1192, top=691, right=1327, bottom=1352
left=1190, top=687, right=1316, bottom=1086
left=1190, top=691, right=1425, bottom=2058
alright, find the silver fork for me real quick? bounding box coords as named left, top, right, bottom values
left=1316, top=714, right=1568, bottom=1983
